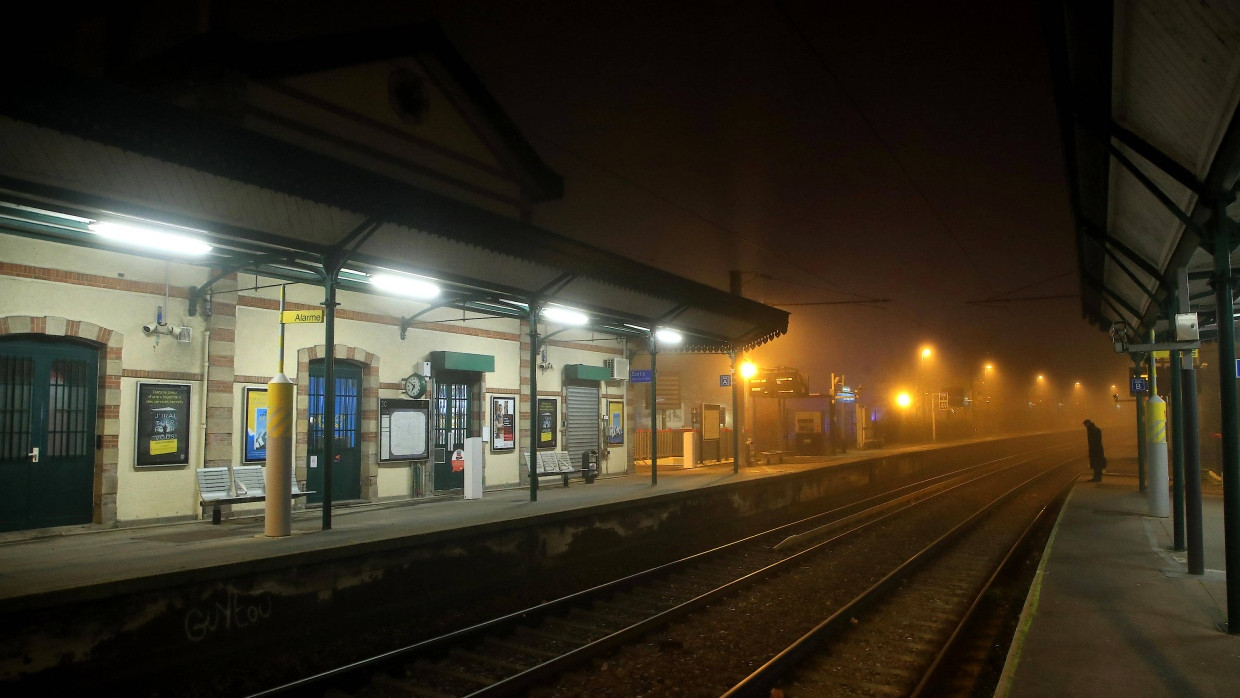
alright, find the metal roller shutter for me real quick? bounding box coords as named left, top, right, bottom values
left=565, top=382, right=600, bottom=467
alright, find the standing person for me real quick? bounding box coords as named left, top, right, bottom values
left=1083, top=419, right=1106, bottom=482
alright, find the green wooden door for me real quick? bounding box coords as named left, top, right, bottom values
left=0, top=338, right=97, bottom=531
left=306, top=360, right=362, bottom=503
left=432, top=371, right=478, bottom=492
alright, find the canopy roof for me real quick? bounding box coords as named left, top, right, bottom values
left=1046, top=1, right=1240, bottom=341
left=0, top=55, right=787, bottom=352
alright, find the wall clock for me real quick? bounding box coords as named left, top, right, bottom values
left=402, top=373, right=427, bottom=399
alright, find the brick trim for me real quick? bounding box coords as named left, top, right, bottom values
left=122, top=369, right=202, bottom=381
left=0, top=262, right=191, bottom=300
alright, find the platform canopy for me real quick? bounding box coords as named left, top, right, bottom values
left=0, top=24, right=787, bottom=353
left=1044, top=1, right=1240, bottom=340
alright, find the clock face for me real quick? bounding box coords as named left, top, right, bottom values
left=402, top=373, right=427, bottom=399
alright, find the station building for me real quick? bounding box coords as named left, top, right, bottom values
left=0, top=21, right=787, bottom=532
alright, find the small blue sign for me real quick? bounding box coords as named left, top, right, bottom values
left=630, top=369, right=652, bottom=383
left=1235, top=358, right=1239, bottom=376
left=1130, top=377, right=1148, bottom=394
left=719, top=374, right=732, bottom=387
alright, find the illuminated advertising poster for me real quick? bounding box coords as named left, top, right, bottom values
left=537, top=397, right=558, bottom=450
left=491, top=395, right=516, bottom=451
left=136, top=382, right=191, bottom=467
left=243, top=387, right=268, bottom=463
left=607, top=400, right=624, bottom=444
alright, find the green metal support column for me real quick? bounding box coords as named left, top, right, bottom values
left=650, top=339, right=658, bottom=486
left=1183, top=356, right=1205, bottom=575
left=1168, top=296, right=1187, bottom=551
left=320, top=264, right=340, bottom=531
left=528, top=306, right=540, bottom=502
left=1135, top=355, right=1147, bottom=494
left=1211, top=211, right=1240, bottom=634
left=1179, top=265, right=1205, bottom=575
left=731, top=349, right=740, bottom=474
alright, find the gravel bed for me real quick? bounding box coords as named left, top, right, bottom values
left=536, top=463, right=1054, bottom=697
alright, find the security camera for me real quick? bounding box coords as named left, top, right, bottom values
left=143, top=323, right=157, bottom=335
left=1109, top=321, right=1129, bottom=353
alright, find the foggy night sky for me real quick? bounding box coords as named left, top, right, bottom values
left=419, top=0, right=1132, bottom=400
left=62, top=0, right=1133, bottom=406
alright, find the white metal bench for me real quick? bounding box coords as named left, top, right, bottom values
left=522, top=451, right=585, bottom=487
left=197, top=465, right=312, bottom=524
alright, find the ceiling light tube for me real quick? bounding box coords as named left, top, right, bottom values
left=542, top=305, right=588, bottom=326
left=654, top=328, right=683, bottom=344
left=88, top=221, right=213, bottom=255
left=368, top=273, right=440, bottom=299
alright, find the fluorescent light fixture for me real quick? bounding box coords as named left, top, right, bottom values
left=542, top=305, right=588, bottom=325
left=654, top=328, right=683, bottom=344
left=88, top=221, right=213, bottom=255
left=368, top=273, right=440, bottom=299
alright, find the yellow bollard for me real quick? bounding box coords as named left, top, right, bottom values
left=265, top=373, right=294, bottom=537
left=1146, top=394, right=1170, bottom=517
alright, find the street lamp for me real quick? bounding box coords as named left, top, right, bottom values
left=974, top=362, right=995, bottom=435
left=740, top=360, right=757, bottom=463
left=919, top=346, right=936, bottom=441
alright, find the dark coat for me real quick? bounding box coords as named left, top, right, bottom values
left=1084, top=421, right=1105, bottom=467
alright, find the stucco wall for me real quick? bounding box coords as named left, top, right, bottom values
left=1, top=236, right=628, bottom=525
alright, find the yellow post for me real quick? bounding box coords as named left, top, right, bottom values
left=265, top=373, right=294, bottom=537
left=1146, top=394, right=1170, bottom=517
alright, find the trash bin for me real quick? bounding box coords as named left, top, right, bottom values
left=582, top=449, right=599, bottom=484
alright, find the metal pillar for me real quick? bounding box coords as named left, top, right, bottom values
left=528, top=307, right=540, bottom=502
left=1135, top=355, right=1147, bottom=494
left=1183, top=361, right=1205, bottom=575
left=650, top=340, right=658, bottom=486
left=1169, top=304, right=1187, bottom=550
left=320, top=266, right=339, bottom=531
left=1211, top=211, right=1240, bottom=634
left=731, top=349, right=740, bottom=474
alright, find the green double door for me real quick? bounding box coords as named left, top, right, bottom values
left=433, top=371, right=478, bottom=492
left=0, top=338, right=97, bottom=531
left=306, top=360, right=362, bottom=503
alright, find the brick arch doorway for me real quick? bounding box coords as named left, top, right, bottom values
left=0, top=316, right=123, bottom=530
left=297, top=346, right=378, bottom=504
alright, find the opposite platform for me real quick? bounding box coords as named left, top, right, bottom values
left=999, top=476, right=1238, bottom=697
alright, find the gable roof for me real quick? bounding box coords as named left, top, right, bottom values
left=0, top=63, right=788, bottom=352
left=112, top=21, right=564, bottom=203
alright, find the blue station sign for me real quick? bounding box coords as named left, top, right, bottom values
left=630, top=369, right=653, bottom=383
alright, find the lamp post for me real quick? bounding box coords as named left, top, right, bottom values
left=740, top=360, right=757, bottom=465
left=920, top=346, right=936, bottom=442
left=896, top=390, right=912, bottom=443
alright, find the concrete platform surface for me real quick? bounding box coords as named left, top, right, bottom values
left=0, top=452, right=879, bottom=609
left=999, top=476, right=1238, bottom=697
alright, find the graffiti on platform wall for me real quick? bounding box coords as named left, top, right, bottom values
left=184, top=588, right=272, bottom=642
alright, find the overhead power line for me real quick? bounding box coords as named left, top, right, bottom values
left=772, top=1, right=998, bottom=297
left=528, top=133, right=879, bottom=303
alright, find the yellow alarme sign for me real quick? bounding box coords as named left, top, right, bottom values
left=281, top=310, right=324, bottom=324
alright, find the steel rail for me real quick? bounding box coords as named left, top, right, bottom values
left=909, top=471, right=1081, bottom=697
left=248, top=446, right=1068, bottom=698
left=721, top=455, right=1079, bottom=698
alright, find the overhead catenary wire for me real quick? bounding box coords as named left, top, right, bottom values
left=527, top=132, right=883, bottom=304
left=771, top=1, right=999, bottom=298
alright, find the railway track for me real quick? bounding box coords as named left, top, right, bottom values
left=722, top=456, right=1078, bottom=697
left=248, top=446, right=1074, bottom=698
